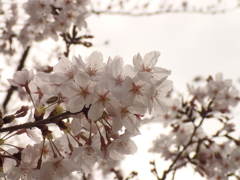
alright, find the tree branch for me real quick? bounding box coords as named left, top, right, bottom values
left=2, top=46, right=31, bottom=113
left=91, top=6, right=240, bottom=16
left=0, top=111, right=72, bottom=133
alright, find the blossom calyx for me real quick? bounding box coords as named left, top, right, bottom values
left=3, top=115, right=15, bottom=124
left=34, top=106, right=45, bottom=121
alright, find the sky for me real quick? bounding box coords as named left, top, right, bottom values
left=75, top=7, right=240, bottom=94
left=73, top=5, right=240, bottom=180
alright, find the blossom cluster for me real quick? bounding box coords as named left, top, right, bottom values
left=0, top=3, right=18, bottom=55
left=20, top=0, right=90, bottom=48
left=1, top=51, right=172, bottom=179
left=0, top=0, right=91, bottom=54
left=149, top=73, right=240, bottom=180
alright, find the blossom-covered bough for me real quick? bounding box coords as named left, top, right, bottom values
left=149, top=73, right=240, bottom=180
left=1, top=0, right=240, bottom=180
left=1, top=51, right=172, bottom=179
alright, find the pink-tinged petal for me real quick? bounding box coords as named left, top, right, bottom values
left=154, top=67, right=171, bottom=79
left=22, top=68, right=30, bottom=80
left=122, top=91, right=135, bottom=106
left=75, top=55, right=88, bottom=72
left=28, top=69, right=34, bottom=81
left=109, top=149, right=123, bottom=160
left=60, top=159, right=79, bottom=174
left=143, top=51, right=160, bottom=67
left=61, top=81, right=79, bottom=98
left=34, top=72, right=50, bottom=84
left=71, top=118, right=83, bottom=135
left=122, top=76, right=134, bottom=92
left=87, top=51, right=103, bottom=67
left=88, top=102, right=104, bottom=120
left=75, top=72, right=91, bottom=86
left=110, top=85, right=122, bottom=100
left=131, top=105, right=147, bottom=115
left=136, top=72, right=151, bottom=82
left=128, top=140, right=138, bottom=154
left=106, top=101, right=120, bottom=117
left=66, top=96, right=84, bottom=113
left=85, top=96, right=93, bottom=108
left=49, top=29, right=58, bottom=41
left=111, top=56, right=123, bottom=78
left=7, top=79, right=21, bottom=87
left=54, top=56, right=71, bottom=72
left=71, top=55, right=79, bottom=66
left=123, top=114, right=140, bottom=134
left=159, top=80, right=173, bottom=94
left=49, top=73, right=69, bottom=84
left=26, top=129, right=42, bottom=143
left=94, top=84, right=105, bottom=95
left=142, top=83, right=155, bottom=97
left=119, top=139, right=138, bottom=154
left=133, top=53, right=143, bottom=72
left=112, top=117, right=123, bottom=133
left=153, top=98, right=168, bottom=115
left=123, top=65, right=135, bottom=78
left=230, top=88, right=239, bottom=97
left=215, top=73, right=223, bottom=82
left=61, top=56, right=71, bottom=67
left=41, top=84, right=61, bottom=95
left=13, top=71, right=26, bottom=85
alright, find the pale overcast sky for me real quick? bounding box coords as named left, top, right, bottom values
left=76, top=9, right=240, bottom=93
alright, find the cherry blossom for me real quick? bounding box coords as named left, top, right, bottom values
left=61, top=72, right=95, bottom=113
left=7, top=68, right=34, bottom=88
left=88, top=84, right=120, bottom=121
left=71, top=145, right=103, bottom=174
left=74, top=51, right=106, bottom=81
left=133, top=51, right=171, bottom=81
left=35, top=157, right=78, bottom=180
left=3, top=50, right=173, bottom=179
left=49, top=56, right=79, bottom=85
left=108, top=132, right=138, bottom=160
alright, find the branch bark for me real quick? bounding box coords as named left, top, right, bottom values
left=2, top=46, right=31, bottom=113
left=0, top=111, right=72, bottom=133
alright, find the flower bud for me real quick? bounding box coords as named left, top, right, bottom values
left=46, top=96, right=58, bottom=104
left=48, top=106, right=64, bottom=117
left=14, top=105, right=29, bottom=118
left=0, top=139, right=4, bottom=145
left=57, top=120, right=68, bottom=131
left=34, top=106, right=45, bottom=121
left=3, top=115, right=15, bottom=124
left=0, top=119, right=4, bottom=128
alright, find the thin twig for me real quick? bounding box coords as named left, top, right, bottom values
left=91, top=6, right=240, bottom=16
left=159, top=96, right=215, bottom=180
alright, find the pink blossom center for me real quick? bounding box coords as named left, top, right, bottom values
left=53, top=160, right=63, bottom=175
left=83, top=147, right=96, bottom=160
left=142, top=64, right=152, bottom=72
left=79, top=86, right=90, bottom=97
left=131, top=83, right=142, bottom=96
left=117, top=141, right=128, bottom=151
left=121, top=107, right=130, bottom=118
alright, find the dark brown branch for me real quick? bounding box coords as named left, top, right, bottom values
left=0, top=111, right=72, bottom=133
left=2, top=46, right=31, bottom=113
